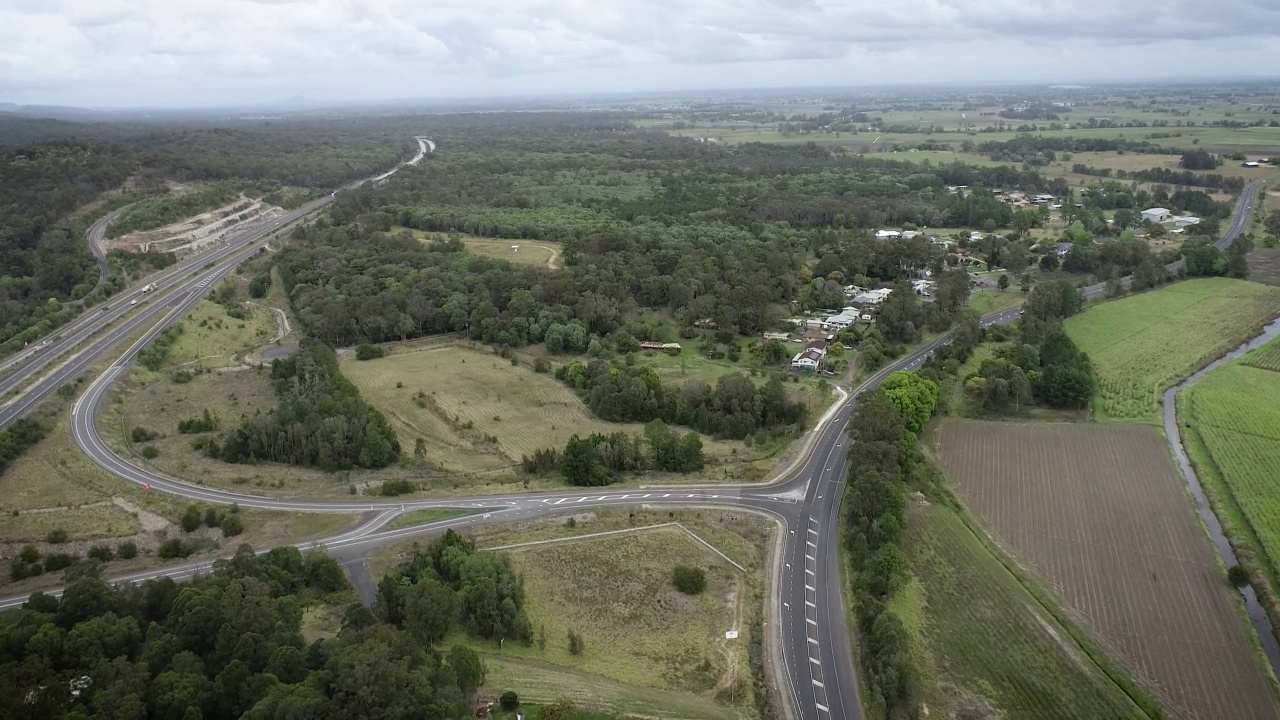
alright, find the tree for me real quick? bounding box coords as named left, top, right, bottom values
left=181, top=505, right=203, bottom=533
left=499, top=691, right=520, bottom=711
left=1228, top=565, right=1251, bottom=588
left=1180, top=149, right=1216, bottom=170
left=449, top=645, right=486, bottom=699
left=880, top=372, right=941, bottom=435
left=672, top=566, right=707, bottom=595
left=404, top=577, right=457, bottom=644
left=997, top=274, right=1010, bottom=291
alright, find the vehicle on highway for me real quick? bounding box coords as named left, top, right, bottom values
left=141, top=283, right=156, bottom=294
left=130, top=299, right=137, bottom=305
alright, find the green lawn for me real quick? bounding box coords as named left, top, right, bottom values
left=968, top=290, right=1025, bottom=316
left=1064, top=278, right=1280, bottom=422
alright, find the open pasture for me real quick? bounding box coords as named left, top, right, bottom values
left=934, top=420, right=1280, bottom=720
left=1064, top=278, right=1280, bottom=421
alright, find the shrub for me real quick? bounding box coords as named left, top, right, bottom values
left=355, top=343, right=385, bottom=361
left=19, top=545, right=40, bottom=564
left=672, top=565, right=706, bottom=595
left=117, top=541, right=138, bottom=559
left=533, top=357, right=551, bottom=373
left=203, top=508, right=220, bottom=528
left=567, top=630, right=584, bottom=656
left=499, top=692, right=519, bottom=711
left=87, top=545, right=115, bottom=562
left=181, top=505, right=203, bottom=532
left=1228, top=564, right=1251, bottom=588
left=43, top=553, right=77, bottom=571
left=140, top=446, right=160, bottom=459
left=46, top=529, right=69, bottom=544
left=177, top=409, right=220, bottom=434
left=158, top=538, right=192, bottom=559
left=171, top=369, right=194, bottom=384
left=220, top=514, right=244, bottom=537
left=379, top=479, right=415, bottom=496
left=131, top=426, right=159, bottom=443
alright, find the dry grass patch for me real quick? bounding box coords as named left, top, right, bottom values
left=342, top=344, right=756, bottom=482
left=0, top=504, right=140, bottom=543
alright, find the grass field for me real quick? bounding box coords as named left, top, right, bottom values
left=934, top=420, right=1280, bottom=720
left=967, top=290, right=1025, bottom=316
left=163, top=298, right=276, bottom=370
left=1064, top=278, right=1280, bottom=421
left=387, top=508, right=469, bottom=529
left=342, top=344, right=765, bottom=483
left=899, top=501, right=1149, bottom=720
left=405, top=228, right=563, bottom=269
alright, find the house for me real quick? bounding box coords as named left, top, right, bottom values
left=1243, top=161, right=1261, bottom=168
left=1174, top=215, right=1201, bottom=227
left=805, top=319, right=830, bottom=331
left=693, top=318, right=718, bottom=329
left=790, top=347, right=827, bottom=372
left=825, top=308, right=861, bottom=329
left=762, top=332, right=791, bottom=341
left=969, top=231, right=984, bottom=242
left=852, top=288, right=893, bottom=306
left=1032, top=194, right=1055, bottom=204
left=1055, top=242, right=1074, bottom=258
left=875, top=229, right=902, bottom=240
left=910, top=279, right=934, bottom=295
left=901, top=230, right=921, bottom=240
left=1141, top=207, right=1171, bottom=224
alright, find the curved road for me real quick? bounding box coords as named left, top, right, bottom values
left=0, top=165, right=1267, bottom=720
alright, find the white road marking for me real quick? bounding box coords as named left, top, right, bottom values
left=807, top=618, right=817, bottom=626
left=806, top=568, right=815, bottom=576
left=816, top=703, right=829, bottom=712
left=809, top=657, right=821, bottom=666
left=805, top=600, right=816, bottom=608
left=806, top=541, right=816, bottom=548
left=808, top=637, right=819, bottom=645
left=813, top=679, right=825, bottom=688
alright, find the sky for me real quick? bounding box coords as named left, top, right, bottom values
left=2, top=0, right=1280, bottom=108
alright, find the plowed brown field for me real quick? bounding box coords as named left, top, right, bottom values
left=933, top=420, right=1280, bottom=720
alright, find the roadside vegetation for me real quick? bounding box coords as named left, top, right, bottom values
left=105, top=182, right=244, bottom=238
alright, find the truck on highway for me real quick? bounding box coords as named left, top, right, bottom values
left=141, top=283, right=156, bottom=294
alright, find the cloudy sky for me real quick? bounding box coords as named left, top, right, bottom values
left=2, top=0, right=1279, bottom=108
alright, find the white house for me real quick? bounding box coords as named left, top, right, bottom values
left=825, top=308, right=862, bottom=329
left=910, top=279, right=934, bottom=296
left=790, top=347, right=827, bottom=372
left=1175, top=215, right=1201, bottom=227
left=901, top=230, right=921, bottom=240
left=1141, top=207, right=1171, bottom=224
left=875, top=230, right=902, bottom=240
left=762, top=332, right=791, bottom=341
left=853, top=288, right=894, bottom=306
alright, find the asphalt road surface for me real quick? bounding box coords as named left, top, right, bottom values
left=0, top=163, right=1265, bottom=720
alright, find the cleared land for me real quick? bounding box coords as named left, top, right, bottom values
left=163, top=299, right=277, bottom=370
left=342, top=344, right=767, bottom=483
left=372, top=509, right=768, bottom=719
left=967, top=289, right=1025, bottom=316
left=1064, top=278, right=1280, bottom=421
left=406, top=228, right=562, bottom=269
left=1185, top=339, right=1280, bottom=579
left=898, top=501, right=1148, bottom=720
left=934, top=420, right=1280, bottom=720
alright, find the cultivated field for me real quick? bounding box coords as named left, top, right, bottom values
left=899, top=502, right=1148, bottom=719
left=1065, top=278, right=1280, bottom=421
left=1186, top=343, right=1280, bottom=576
left=342, top=344, right=755, bottom=481
left=934, top=420, right=1280, bottom=720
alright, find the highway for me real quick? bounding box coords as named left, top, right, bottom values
left=0, top=159, right=1265, bottom=720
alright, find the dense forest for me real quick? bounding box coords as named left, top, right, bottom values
left=194, top=343, right=400, bottom=471
left=0, top=533, right=527, bottom=720
left=0, top=117, right=414, bottom=353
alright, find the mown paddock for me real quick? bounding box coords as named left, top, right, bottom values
left=1063, top=278, right=1280, bottom=421
left=340, top=345, right=744, bottom=475
left=933, top=420, right=1280, bottom=720
left=897, top=502, right=1149, bottom=720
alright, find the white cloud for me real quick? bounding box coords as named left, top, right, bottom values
left=0, top=0, right=1277, bottom=106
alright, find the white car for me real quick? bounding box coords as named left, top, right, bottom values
left=130, top=299, right=138, bottom=305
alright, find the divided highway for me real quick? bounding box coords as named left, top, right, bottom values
left=0, top=158, right=1266, bottom=720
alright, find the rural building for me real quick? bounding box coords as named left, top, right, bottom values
left=805, top=319, right=830, bottom=331
left=1141, top=207, right=1171, bottom=224
left=693, top=318, right=718, bottom=329
left=910, top=279, right=934, bottom=295
left=852, top=288, right=893, bottom=306
left=639, top=341, right=682, bottom=354
left=825, top=308, right=861, bottom=329
left=1175, top=215, right=1201, bottom=227
left=802, top=328, right=834, bottom=345
left=1243, top=161, right=1261, bottom=168
left=762, top=332, right=791, bottom=341
left=1032, top=194, right=1055, bottom=204
left=875, top=229, right=902, bottom=240
left=1055, top=242, right=1074, bottom=258
left=790, top=347, right=826, bottom=372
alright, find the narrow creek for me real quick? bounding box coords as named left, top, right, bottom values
left=1162, top=316, right=1280, bottom=676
